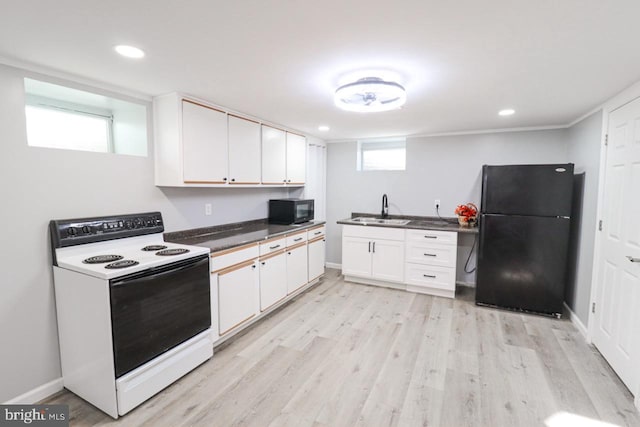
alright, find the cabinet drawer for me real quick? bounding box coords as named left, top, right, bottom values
left=210, top=243, right=258, bottom=273
left=342, top=225, right=405, bottom=241
left=405, top=264, right=455, bottom=291
left=307, top=224, right=326, bottom=239
left=286, top=230, right=308, bottom=247
left=405, top=242, right=457, bottom=267
left=406, top=229, right=457, bottom=246
left=260, top=237, right=286, bottom=255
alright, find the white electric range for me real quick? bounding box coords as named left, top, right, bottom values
left=50, top=212, right=212, bottom=419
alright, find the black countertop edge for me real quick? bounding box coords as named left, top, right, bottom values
left=338, top=212, right=479, bottom=234
left=165, top=218, right=326, bottom=253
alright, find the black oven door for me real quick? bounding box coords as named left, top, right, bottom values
left=109, top=254, right=210, bottom=378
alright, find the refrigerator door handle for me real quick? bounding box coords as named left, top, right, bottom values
left=627, top=256, right=640, bottom=263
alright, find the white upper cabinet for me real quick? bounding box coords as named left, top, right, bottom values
left=182, top=100, right=228, bottom=184
left=261, top=125, right=287, bottom=184
left=228, top=115, right=261, bottom=184
left=154, top=93, right=306, bottom=187
left=286, top=132, right=306, bottom=184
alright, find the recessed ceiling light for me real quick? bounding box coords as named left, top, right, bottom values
left=114, top=45, right=145, bottom=59
left=335, top=77, right=406, bottom=113
left=318, top=125, right=330, bottom=131
left=498, top=109, right=515, bottom=116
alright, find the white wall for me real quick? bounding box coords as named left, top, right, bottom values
left=565, top=110, right=603, bottom=324
left=0, top=63, right=311, bottom=402
left=326, top=129, right=570, bottom=283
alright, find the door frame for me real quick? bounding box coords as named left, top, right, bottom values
left=587, top=79, right=640, bottom=408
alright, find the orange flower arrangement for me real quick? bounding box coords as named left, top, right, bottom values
left=455, top=203, right=478, bottom=226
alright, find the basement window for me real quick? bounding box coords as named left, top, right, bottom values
left=24, top=78, right=148, bottom=156
left=357, top=138, right=406, bottom=171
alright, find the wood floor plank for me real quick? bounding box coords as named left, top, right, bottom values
left=42, top=270, right=640, bottom=427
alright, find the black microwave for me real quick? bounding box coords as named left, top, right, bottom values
left=269, top=199, right=314, bottom=224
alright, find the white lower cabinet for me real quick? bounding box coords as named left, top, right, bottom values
left=211, top=224, right=326, bottom=344
left=217, top=260, right=258, bottom=335
left=259, top=250, right=287, bottom=311
left=342, top=225, right=458, bottom=298
left=308, top=237, right=326, bottom=281
left=286, top=244, right=308, bottom=294
left=342, top=226, right=405, bottom=283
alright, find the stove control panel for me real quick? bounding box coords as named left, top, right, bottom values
left=50, top=212, right=165, bottom=249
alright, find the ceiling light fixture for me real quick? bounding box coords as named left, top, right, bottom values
left=318, top=125, right=330, bottom=131
left=114, top=45, right=145, bottom=59
left=498, top=108, right=515, bottom=116
left=334, top=77, right=406, bottom=113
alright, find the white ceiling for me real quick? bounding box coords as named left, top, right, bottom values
left=2, top=1, right=640, bottom=141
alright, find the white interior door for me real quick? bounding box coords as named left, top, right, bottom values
left=593, top=96, right=640, bottom=397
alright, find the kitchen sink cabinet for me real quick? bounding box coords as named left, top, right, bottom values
left=228, top=115, right=261, bottom=184
left=259, top=250, right=287, bottom=311
left=341, top=225, right=458, bottom=298
left=342, top=226, right=405, bottom=283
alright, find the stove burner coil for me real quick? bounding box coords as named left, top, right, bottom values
left=141, top=245, right=168, bottom=251
left=83, top=255, right=124, bottom=264
left=105, top=260, right=140, bottom=269
left=156, top=248, right=190, bottom=256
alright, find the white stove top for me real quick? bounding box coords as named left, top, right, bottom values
left=55, top=234, right=210, bottom=280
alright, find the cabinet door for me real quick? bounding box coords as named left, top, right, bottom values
left=228, top=115, right=261, bottom=184
left=308, top=238, right=325, bottom=281
left=286, top=132, right=306, bottom=184
left=342, top=236, right=372, bottom=278
left=261, top=125, right=286, bottom=184
left=218, top=261, right=257, bottom=335
left=181, top=100, right=228, bottom=183
left=372, top=240, right=405, bottom=282
left=286, top=244, right=308, bottom=294
left=259, top=252, right=287, bottom=311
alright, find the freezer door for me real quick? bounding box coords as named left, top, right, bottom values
left=481, top=164, right=574, bottom=217
left=476, top=214, right=570, bottom=316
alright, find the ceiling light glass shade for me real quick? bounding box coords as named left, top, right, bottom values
left=498, top=108, right=515, bottom=116
left=334, top=77, right=406, bottom=112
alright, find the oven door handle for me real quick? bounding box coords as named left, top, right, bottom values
left=110, top=255, right=209, bottom=286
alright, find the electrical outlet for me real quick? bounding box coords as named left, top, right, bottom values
left=435, top=199, right=441, bottom=209
left=205, top=203, right=212, bottom=216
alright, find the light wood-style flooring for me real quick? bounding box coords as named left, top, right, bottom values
left=45, top=269, right=640, bottom=426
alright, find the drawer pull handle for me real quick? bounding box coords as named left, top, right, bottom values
left=423, top=253, right=437, bottom=257
left=269, top=244, right=281, bottom=250
left=294, top=237, right=303, bottom=242
left=423, top=274, right=436, bottom=278
left=314, top=231, right=322, bottom=235
left=424, top=235, right=437, bottom=239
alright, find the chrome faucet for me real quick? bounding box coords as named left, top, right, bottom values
left=381, top=194, right=389, bottom=218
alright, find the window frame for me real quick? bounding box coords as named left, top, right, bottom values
left=356, top=138, right=407, bottom=171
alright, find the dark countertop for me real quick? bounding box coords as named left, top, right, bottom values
left=337, top=212, right=479, bottom=234
left=164, top=219, right=326, bottom=253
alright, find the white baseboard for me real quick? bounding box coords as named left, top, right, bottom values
left=563, top=302, right=589, bottom=342
left=325, top=262, right=342, bottom=270
left=4, top=378, right=63, bottom=404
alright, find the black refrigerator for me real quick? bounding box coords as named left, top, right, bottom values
left=476, top=163, right=574, bottom=317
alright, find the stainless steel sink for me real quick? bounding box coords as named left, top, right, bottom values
left=351, top=217, right=411, bottom=226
